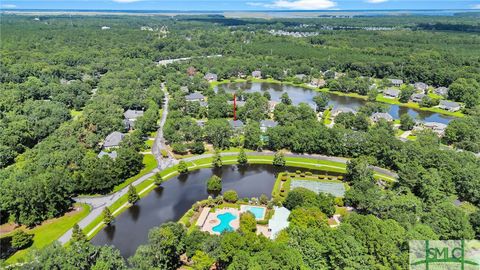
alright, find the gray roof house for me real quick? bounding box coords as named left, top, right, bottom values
left=185, top=92, right=206, bottom=102
left=389, top=79, right=403, bottom=87
left=370, top=112, right=393, bottom=123
left=98, top=150, right=118, bottom=159
left=204, top=73, right=217, bottom=82
left=295, top=74, right=307, bottom=80
left=414, top=122, right=448, bottom=136
left=411, top=93, right=426, bottom=103
left=180, top=86, right=189, bottom=93
left=434, top=87, right=448, bottom=97
left=124, top=109, right=144, bottom=130
left=383, top=89, right=400, bottom=99
left=414, top=82, right=428, bottom=93
left=228, top=100, right=246, bottom=107
left=229, top=120, right=244, bottom=130
left=103, top=131, right=125, bottom=149
left=439, top=100, right=461, bottom=112
left=260, top=119, right=278, bottom=132
left=331, top=107, right=356, bottom=117
left=252, top=70, right=262, bottom=79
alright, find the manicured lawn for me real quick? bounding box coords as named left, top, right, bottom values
left=4, top=203, right=90, bottom=264
left=112, top=154, right=157, bottom=193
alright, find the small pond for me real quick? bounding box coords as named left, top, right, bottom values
left=214, top=82, right=454, bottom=124
left=91, top=164, right=341, bottom=258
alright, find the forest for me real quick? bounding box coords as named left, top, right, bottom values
left=1, top=13, right=479, bottom=268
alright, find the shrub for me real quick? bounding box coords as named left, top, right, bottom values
left=178, top=160, right=188, bottom=174
left=185, top=221, right=191, bottom=228
left=161, top=149, right=168, bottom=157
left=334, top=197, right=344, bottom=207
left=273, top=152, right=286, bottom=166
left=172, top=143, right=188, bottom=154
left=189, top=141, right=206, bottom=154
left=242, top=197, right=249, bottom=203
left=306, top=172, right=312, bottom=176
left=338, top=175, right=344, bottom=180
left=207, top=175, right=222, bottom=192
left=223, top=190, right=238, bottom=203
left=259, top=194, right=269, bottom=205
left=296, top=170, right=301, bottom=175
left=11, top=230, right=33, bottom=250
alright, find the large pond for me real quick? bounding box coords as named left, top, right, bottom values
left=215, top=82, right=454, bottom=124
left=91, top=164, right=341, bottom=258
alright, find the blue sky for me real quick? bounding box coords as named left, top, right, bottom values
left=1, top=0, right=480, bottom=11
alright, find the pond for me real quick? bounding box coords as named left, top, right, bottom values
left=91, top=164, right=341, bottom=258
left=214, top=82, right=454, bottom=124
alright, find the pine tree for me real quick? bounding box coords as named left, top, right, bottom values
left=154, top=172, right=164, bottom=186
left=128, top=184, right=140, bottom=204
left=103, top=207, right=114, bottom=225
left=212, top=149, right=223, bottom=168
left=71, top=223, right=87, bottom=242
left=237, top=148, right=248, bottom=165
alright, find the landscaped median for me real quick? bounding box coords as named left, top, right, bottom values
left=79, top=153, right=397, bottom=240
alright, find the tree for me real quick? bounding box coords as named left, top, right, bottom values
left=115, top=146, right=143, bottom=179
left=400, top=113, right=415, bottom=131
left=423, top=202, right=475, bottom=240
left=204, top=119, right=233, bottom=149
left=207, top=175, right=222, bottom=193
left=223, top=190, right=238, bottom=203
left=289, top=207, right=328, bottom=229
left=243, top=121, right=262, bottom=150
left=103, top=207, right=114, bottom=225
left=471, top=210, right=480, bottom=239
left=11, top=230, right=33, bottom=249
left=259, top=194, right=269, bottom=205
left=449, top=78, right=480, bottom=108
left=313, top=92, right=329, bottom=112
left=367, top=89, right=378, bottom=102
left=192, top=250, right=215, bottom=270
left=212, top=149, right=223, bottom=168
left=239, top=211, right=257, bottom=233
left=130, top=222, right=186, bottom=269
left=237, top=148, right=248, bottom=165
left=128, top=184, right=140, bottom=204
left=154, top=173, right=164, bottom=186
left=71, top=223, right=87, bottom=242
left=178, top=160, right=188, bottom=174
left=273, top=151, right=286, bottom=166
left=281, top=92, right=292, bottom=105
left=399, top=86, right=415, bottom=103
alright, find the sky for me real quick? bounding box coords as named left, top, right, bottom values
left=1, top=0, right=480, bottom=11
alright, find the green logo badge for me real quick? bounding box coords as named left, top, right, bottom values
left=410, top=240, right=480, bottom=270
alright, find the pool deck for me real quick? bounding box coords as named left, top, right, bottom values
left=200, top=208, right=240, bottom=235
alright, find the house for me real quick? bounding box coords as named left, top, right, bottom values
left=389, top=79, right=403, bottom=87
left=268, top=101, right=279, bottom=112
left=295, top=74, right=307, bottom=81
left=103, top=132, right=125, bottom=149
left=331, top=107, right=356, bottom=118
left=185, top=92, right=206, bottom=102
left=411, top=93, right=426, bottom=103
left=309, top=78, right=326, bottom=88
left=370, top=112, right=393, bottom=123
left=196, top=120, right=206, bottom=127
left=252, top=70, right=262, bottom=79
left=414, top=82, right=428, bottom=93
left=383, top=89, right=400, bottom=99
left=434, top=87, right=448, bottom=97
left=204, top=73, right=217, bottom=82
left=439, top=100, right=461, bottom=112
left=180, top=86, right=189, bottom=93
left=414, top=122, right=447, bottom=136
left=229, top=120, right=244, bottom=131
left=260, top=120, right=278, bottom=132
left=101, top=26, right=110, bottom=30
left=124, top=109, right=144, bottom=130
left=228, top=100, right=246, bottom=107
left=98, top=150, right=117, bottom=159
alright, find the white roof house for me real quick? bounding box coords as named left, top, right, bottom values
left=103, top=132, right=124, bottom=149
left=101, top=26, right=110, bottom=30
left=260, top=119, right=278, bottom=132
left=370, top=112, right=393, bottom=123
left=268, top=207, right=290, bottom=240
left=389, top=79, right=403, bottom=86
left=439, top=100, right=461, bottom=112
left=383, top=89, right=400, bottom=99
left=252, top=70, right=262, bottom=79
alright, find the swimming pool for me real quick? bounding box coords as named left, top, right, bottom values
left=242, top=206, right=266, bottom=220
left=212, top=212, right=236, bottom=233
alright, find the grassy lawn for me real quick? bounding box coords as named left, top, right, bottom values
left=112, top=154, right=157, bottom=193
left=4, top=203, right=91, bottom=264
left=145, top=139, right=155, bottom=149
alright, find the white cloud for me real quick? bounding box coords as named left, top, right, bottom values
left=111, top=0, right=143, bottom=3
left=1, top=4, right=17, bottom=8
left=252, top=0, right=337, bottom=10
left=365, top=0, right=388, bottom=3
left=472, top=4, right=480, bottom=9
